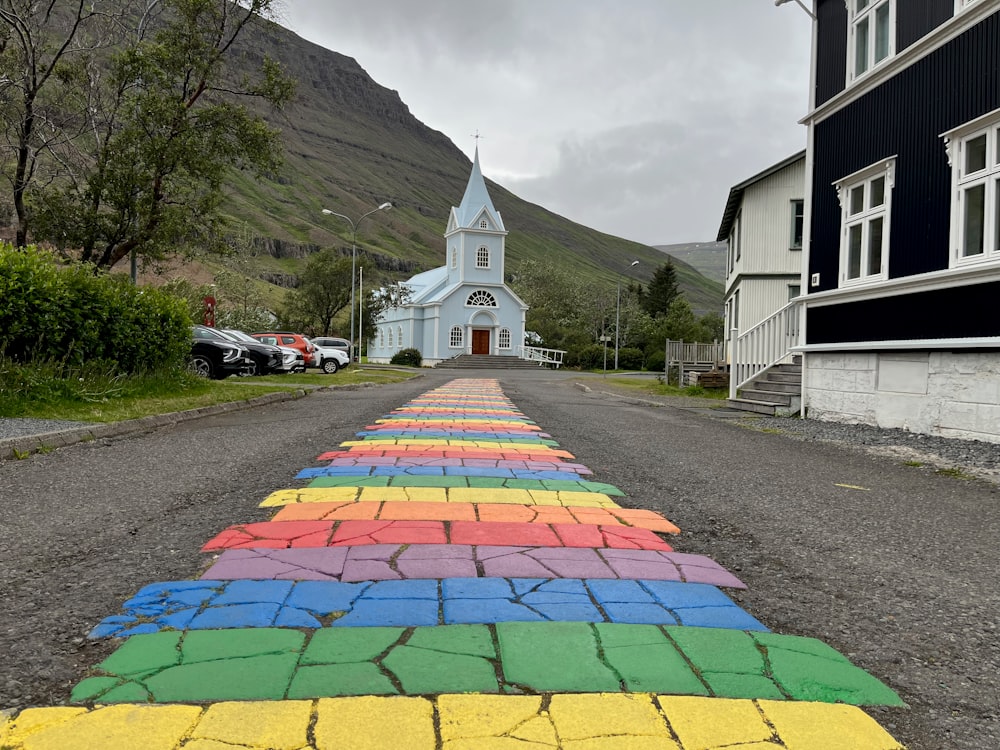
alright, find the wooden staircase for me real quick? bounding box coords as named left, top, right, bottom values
left=435, top=354, right=543, bottom=370
left=726, top=358, right=802, bottom=416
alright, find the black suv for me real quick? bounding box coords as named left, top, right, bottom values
left=189, top=326, right=254, bottom=379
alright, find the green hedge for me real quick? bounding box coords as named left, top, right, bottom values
left=0, top=244, right=191, bottom=373
left=390, top=347, right=422, bottom=367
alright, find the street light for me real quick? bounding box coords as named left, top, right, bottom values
left=321, top=202, right=392, bottom=362
left=614, top=260, right=640, bottom=370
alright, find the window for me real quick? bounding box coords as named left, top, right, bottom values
left=498, top=328, right=511, bottom=349
left=480, top=219, right=489, bottom=229
left=849, top=0, right=894, bottom=80
left=476, top=246, right=490, bottom=268
left=466, top=289, right=497, bottom=307
left=946, top=110, right=1000, bottom=266
left=397, top=326, right=403, bottom=348
left=835, top=159, right=894, bottom=285
left=728, top=211, right=741, bottom=275
left=451, top=247, right=458, bottom=269
left=379, top=328, right=385, bottom=348
left=449, top=326, right=464, bottom=348
left=790, top=199, right=804, bottom=249
left=788, top=284, right=801, bottom=301
left=387, top=327, right=394, bottom=348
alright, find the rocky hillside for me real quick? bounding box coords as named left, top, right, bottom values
left=194, top=15, right=724, bottom=313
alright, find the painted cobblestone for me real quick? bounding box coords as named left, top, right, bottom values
left=71, top=623, right=902, bottom=705
left=201, top=519, right=672, bottom=551
left=0, top=696, right=906, bottom=749
left=2, top=377, right=908, bottom=748
left=260, top=486, right=624, bottom=507
left=89, top=578, right=766, bottom=637
left=268, top=500, right=680, bottom=533
left=200, top=545, right=748, bottom=586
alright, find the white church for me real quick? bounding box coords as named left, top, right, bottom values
left=367, top=148, right=528, bottom=366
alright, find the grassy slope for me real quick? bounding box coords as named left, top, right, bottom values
left=208, top=19, right=723, bottom=314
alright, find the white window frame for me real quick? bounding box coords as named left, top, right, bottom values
left=498, top=328, right=511, bottom=350
left=479, top=218, right=489, bottom=229
left=476, top=245, right=490, bottom=269
left=451, top=247, right=458, bottom=269
left=944, top=108, right=1000, bottom=267
left=397, top=325, right=404, bottom=349
left=848, top=0, right=895, bottom=82
left=466, top=289, right=497, bottom=307
left=379, top=328, right=385, bottom=349
left=790, top=199, right=804, bottom=250
left=449, top=326, right=464, bottom=348
left=834, top=157, right=895, bottom=287
left=387, top=327, right=394, bottom=348
left=955, top=0, right=982, bottom=11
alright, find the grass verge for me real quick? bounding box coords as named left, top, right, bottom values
left=1, top=361, right=419, bottom=423
left=599, top=376, right=729, bottom=400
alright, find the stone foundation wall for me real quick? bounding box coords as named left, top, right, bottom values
left=804, top=350, right=1000, bottom=444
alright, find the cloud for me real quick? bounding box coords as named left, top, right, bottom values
left=279, top=0, right=813, bottom=243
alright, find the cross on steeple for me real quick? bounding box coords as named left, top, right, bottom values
left=471, top=129, right=484, bottom=145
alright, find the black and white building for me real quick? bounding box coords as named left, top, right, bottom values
left=795, top=0, right=1000, bottom=442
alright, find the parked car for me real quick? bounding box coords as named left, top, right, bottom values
left=308, top=339, right=350, bottom=374
left=193, top=326, right=282, bottom=376
left=218, top=328, right=286, bottom=375
left=276, top=346, right=306, bottom=373
left=189, top=328, right=253, bottom=379
left=250, top=331, right=316, bottom=367
left=311, top=336, right=350, bottom=357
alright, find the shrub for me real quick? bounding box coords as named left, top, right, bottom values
left=616, top=347, right=644, bottom=370
left=390, top=347, right=422, bottom=367
left=0, top=243, right=191, bottom=374
left=645, top=350, right=666, bottom=373
left=571, top=344, right=607, bottom=370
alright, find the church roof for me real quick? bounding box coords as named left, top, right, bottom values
left=454, top=146, right=504, bottom=229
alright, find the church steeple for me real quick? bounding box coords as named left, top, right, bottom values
left=455, top=146, right=504, bottom=230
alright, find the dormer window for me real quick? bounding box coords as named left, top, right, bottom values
left=476, top=246, right=490, bottom=268
left=480, top=219, right=489, bottom=229
left=849, top=0, right=894, bottom=80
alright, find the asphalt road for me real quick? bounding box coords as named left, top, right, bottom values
left=1, top=370, right=997, bottom=750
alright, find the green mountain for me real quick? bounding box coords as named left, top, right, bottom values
left=215, top=18, right=723, bottom=314
left=655, top=242, right=729, bottom=286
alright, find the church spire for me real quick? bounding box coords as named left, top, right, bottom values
left=456, top=144, right=500, bottom=228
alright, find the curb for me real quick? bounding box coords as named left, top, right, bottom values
left=0, top=376, right=419, bottom=462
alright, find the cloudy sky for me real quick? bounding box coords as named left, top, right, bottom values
left=276, top=0, right=813, bottom=247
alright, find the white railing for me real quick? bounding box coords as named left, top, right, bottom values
left=519, top=346, right=566, bottom=368
left=729, top=300, right=802, bottom=399
left=664, top=339, right=725, bottom=367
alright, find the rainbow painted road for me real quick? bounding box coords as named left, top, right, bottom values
left=1, top=378, right=907, bottom=749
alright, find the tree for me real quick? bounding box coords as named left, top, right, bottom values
left=28, top=0, right=295, bottom=270
left=641, top=261, right=680, bottom=319
left=0, top=0, right=112, bottom=247
left=281, top=250, right=352, bottom=335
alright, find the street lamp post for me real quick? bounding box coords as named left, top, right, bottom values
left=321, top=202, right=392, bottom=362
left=614, top=260, right=640, bottom=370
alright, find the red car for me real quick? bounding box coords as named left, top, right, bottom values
left=250, top=332, right=316, bottom=367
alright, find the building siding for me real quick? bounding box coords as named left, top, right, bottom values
left=809, top=13, right=1000, bottom=294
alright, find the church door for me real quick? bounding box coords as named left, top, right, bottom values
left=472, top=329, right=490, bottom=355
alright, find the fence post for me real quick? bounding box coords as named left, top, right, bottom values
left=729, top=327, right=739, bottom=399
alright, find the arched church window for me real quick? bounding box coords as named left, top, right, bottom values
left=397, top=326, right=404, bottom=348
left=466, top=289, right=497, bottom=307
left=480, top=219, right=489, bottom=229
left=379, top=328, right=385, bottom=348
left=476, top=246, right=490, bottom=268
left=499, top=328, right=511, bottom=349
left=449, top=326, right=464, bottom=348
left=388, top=327, right=394, bottom=348
left=451, top=247, right=458, bottom=269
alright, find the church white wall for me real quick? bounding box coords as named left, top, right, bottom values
left=804, top=350, right=1000, bottom=444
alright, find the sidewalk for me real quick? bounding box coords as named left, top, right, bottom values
left=1, top=377, right=906, bottom=749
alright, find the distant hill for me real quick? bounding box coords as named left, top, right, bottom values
left=655, top=242, right=728, bottom=286
left=189, top=18, right=725, bottom=315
